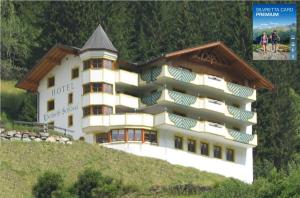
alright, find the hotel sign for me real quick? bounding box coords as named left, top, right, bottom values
left=51, top=82, right=74, bottom=97
left=44, top=104, right=79, bottom=122
left=43, top=82, right=79, bottom=122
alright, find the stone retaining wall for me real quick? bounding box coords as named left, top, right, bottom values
left=0, top=128, right=72, bottom=144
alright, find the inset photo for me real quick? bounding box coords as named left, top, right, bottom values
left=253, top=4, right=297, bottom=60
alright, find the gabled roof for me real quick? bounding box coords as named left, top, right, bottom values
left=16, top=44, right=79, bottom=91
left=139, top=41, right=274, bottom=90
left=81, top=24, right=117, bottom=53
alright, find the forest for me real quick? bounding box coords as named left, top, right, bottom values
left=1, top=1, right=300, bottom=197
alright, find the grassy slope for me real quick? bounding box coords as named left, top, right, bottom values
left=0, top=141, right=225, bottom=198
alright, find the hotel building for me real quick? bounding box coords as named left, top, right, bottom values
left=17, top=24, right=274, bottom=183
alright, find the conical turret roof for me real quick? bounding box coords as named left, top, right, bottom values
left=81, top=24, right=117, bottom=53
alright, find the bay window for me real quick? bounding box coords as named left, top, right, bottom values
left=83, top=58, right=114, bottom=70
left=82, top=105, right=113, bottom=117
left=83, top=83, right=113, bottom=94
left=111, top=129, right=125, bottom=141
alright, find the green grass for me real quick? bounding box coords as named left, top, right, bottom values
left=0, top=141, right=226, bottom=197
left=1, top=80, right=25, bottom=95
left=1, top=80, right=26, bottom=120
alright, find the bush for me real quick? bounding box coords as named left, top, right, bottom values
left=163, top=184, right=212, bottom=195
left=18, top=92, right=37, bottom=122
left=91, top=178, right=123, bottom=198
left=202, top=179, right=254, bottom=198
left=32, top=171, right=64, bottom=198
left=51, top=190, right=74, bottom=198
left=71, top=169, right=124, bottom=198
left=71, top=169, right=103, bottom=198
left=33, top=169, right=133, bottom=198
left=0, top=112, right=13, bottom=129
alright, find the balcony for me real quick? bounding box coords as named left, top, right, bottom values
left=82, top=113, right=153, bottom=129
left=82, top=111, right=256, bottom=146
left=82, top=68, right=115, bottom=84
left=139, top=65, right=256, bottom=101
left=225, top=82, right=255, bottom=100
left=115, top=69, right=138, bottom=87
left=226, top=106, right=256, bottom=123
left=115, top=93, right=139, bottom=109
left=82, top=92, right=115, bottom=107
left=141, top=89, right=257, bottom=124
left=154, top=112, right=257, bottom=147
left=82, top=69, right=139, bottom=88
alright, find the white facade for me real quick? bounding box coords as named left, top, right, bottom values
left=38, top=54, right=83, bottom=139
left=22, top=26, right=270, bottom=184
left=36, top=53, right=257, bottom=183
left=105, top=143, right=253, bottom=183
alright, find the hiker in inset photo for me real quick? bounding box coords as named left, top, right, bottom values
left=260, top=32, right=268, bottom=54
left=270, top=30, right=280, bottom=53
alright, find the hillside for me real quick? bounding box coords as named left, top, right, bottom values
left=0, top=141, right=226, bottom=198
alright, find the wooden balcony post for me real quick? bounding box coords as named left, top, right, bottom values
left=108, top=131, right=112, bottom=143
left=142, top=129, right=145, bottom=143
left=125, top=129, right=128, bottom=142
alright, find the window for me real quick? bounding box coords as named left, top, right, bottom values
left=200, top=142, right=209, bottom=156
left=47, top=100, right=55, bottom=111
left=175, top=136, right=183, bottom=149
left=111, top=129, right=125, bottom=141
left=173, top=112, right=186, bottom=117
left=232, top=104, right=240, bottom=108
left=95, top=133, right=108, bottom=143
left=83, top=84, right=90, bottom=94
left=187, top=139, right=196, bottom=153
left=83, top=59, right=114, bottom=70
left=102, top=83, right=113, bottom=94
left=93, top=106, right=102, bottom=115
left=82, top=105, right=113, bottom=117
left=128, top=129, right=142, bottom=141
left=93, top=83, right=102, bottom=92
left=226, top=148, right=234, bottom=162
left=83, top=60, right=91, bottom=70
left=82, top=83, right=113, bottom=94
left=92, top=59, right=102, bottom=68
left=71, top=68, right=79, bottom=79
left=83, top=106, right=91, bottom=117
left=103, top=59, right=113, bottom=69
left=144, top=130, right=157, bottom=143
left=68, top=115, right=73, bottom=127
left=47, top=76, right=55, bottom=88
left=68, top=93, right=73, bottom=104
left=173, top=88, right=185, bottom=93
left=128, top=129, right=135, bottom=141
left=102, top=106, right=113, bottom=115
left=178, top=66, right=192, bottom=72
left=214, top=145, right=222, bottom=159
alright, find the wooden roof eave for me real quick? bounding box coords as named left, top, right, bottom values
left=218, top=43, right=274, bottom=90
left=16, top=44, right=79, bottom=92
left=160, top=42, right=274, bottom=90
